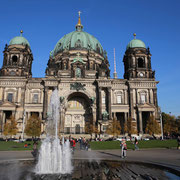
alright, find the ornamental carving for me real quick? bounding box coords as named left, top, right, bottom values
left=70, top=82, right=86, bottom=91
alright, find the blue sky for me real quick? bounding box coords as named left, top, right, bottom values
left=0, top=0, right=179, bottom=116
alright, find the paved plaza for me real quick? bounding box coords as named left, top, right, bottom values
left=0, top=148, right=179, bottom=173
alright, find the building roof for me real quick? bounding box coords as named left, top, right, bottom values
left=51, top=14, right=104, bottom=57
left=126, top=34, right=146, bottom=50
left=9, top=31, right=30, bottom=47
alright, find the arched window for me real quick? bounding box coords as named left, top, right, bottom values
left=75, top=39, right=82, bottom=48
left=116, top=91, right=123, bottom=104
left=7, top=93, right=13, bottom=102
left=117, top=95, right=122, bottom=104
left=75, top=68, right=81, bottom=78
left=138, top=58, right=144, bottom=68
left=12, top=55, right=18, bottom=65
left=140, top=91, right=147, bottom=104
left=33, top=94, right=39, bottom=103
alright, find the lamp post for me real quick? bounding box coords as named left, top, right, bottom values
left=160, top=110, right=163, bottom=140
left=21, top=110, right=26, bottom=140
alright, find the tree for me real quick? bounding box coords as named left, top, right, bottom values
left=145, top=115, right=160, bottom=135
left=124, top=117, right=137, bottom=136
left=85, top=123, right=99, bottom=138
left=162, top=113, right=178, bottom=136
left=3, top=123, right=9, bottom=137
left=3, top=116, right=18, bottom=137
left=106, top=117, right=121, bottom=137
left=25, top=114, right=41, bottom=138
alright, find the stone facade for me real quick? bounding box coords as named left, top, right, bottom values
left=0, top=20, right=160, bottom=137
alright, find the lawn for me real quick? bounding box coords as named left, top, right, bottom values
left=89, top=139, right=177, bottom=150
left=0, top=139, right=177, bottom=151
left=0, top=141, right=39, bottom=151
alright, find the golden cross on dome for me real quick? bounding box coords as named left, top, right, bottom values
left=78, top=11, right=81, bottom=17
left=133, top=33, right=136, bottom=39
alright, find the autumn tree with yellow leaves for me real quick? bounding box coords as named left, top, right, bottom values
left=124, top=117, right=137, bottom=136
left=162, top=113, right=178, bottom=136
left=3, top=116, right=18, bottom=137
left=25, top=114, right=41, bottom=138
left=85, top=122, right=99, bottom=138
left=106, top=117, right=121, bottom=137
left=145, top=115, right=161, bottom=135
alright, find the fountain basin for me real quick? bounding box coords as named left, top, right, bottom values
left=0, top=159, right=179, bottom=180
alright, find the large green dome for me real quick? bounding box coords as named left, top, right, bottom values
left=126, top=36, right=146, bottom=50
left=51, top=16, right=104, bottom=57
left=9, top=32, right=30, bottom=47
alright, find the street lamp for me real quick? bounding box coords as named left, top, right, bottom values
left=21, top=110, right=26, bottom=140
left=159, top=109, right=164, bottom=140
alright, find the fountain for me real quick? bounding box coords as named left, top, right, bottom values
left=0, top=91, right=179, bottom=179
left=35, top=89, right=73, bottom=174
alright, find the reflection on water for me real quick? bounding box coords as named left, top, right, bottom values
left=165, top=171, right=180, bottom=180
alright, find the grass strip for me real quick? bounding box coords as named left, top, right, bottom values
left=89, top=140, right=177, bottom=150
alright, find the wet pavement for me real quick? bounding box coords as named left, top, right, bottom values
left=0, top=148, right=179, bottom=173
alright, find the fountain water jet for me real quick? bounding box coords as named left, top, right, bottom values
left=35, top=89, right=73, bottom=174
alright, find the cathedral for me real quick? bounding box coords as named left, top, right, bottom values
left=0, top=14, right=160, bottom=137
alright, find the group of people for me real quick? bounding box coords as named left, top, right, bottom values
left=79, top=137, right=89, bottom=151
left=120, top=137, right=139, bottom=158
left=69, top=136, right=90, bottom=154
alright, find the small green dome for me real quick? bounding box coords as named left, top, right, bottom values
left=126, top=39, right=146, bottom=50
left=9, top=36, right=30, bottom=47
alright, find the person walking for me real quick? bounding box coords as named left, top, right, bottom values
left=31, top=141, right=38, bottom=160
left=177, top=136, right=180, bottom=150
left=121, top=139, right=127, bottom=158
left=71, top=138, right=76, bottom=154
left=134, top=137, right=139, bottom=150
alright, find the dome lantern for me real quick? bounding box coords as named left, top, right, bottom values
left=76, top=11, right=83, bottom=32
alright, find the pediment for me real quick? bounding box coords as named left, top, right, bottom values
left=0, top=101, right=16, bottom=107
left=137, top=103, right=155, bottom=111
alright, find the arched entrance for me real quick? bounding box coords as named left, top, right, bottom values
left=64, top=92, right=92, bottom=134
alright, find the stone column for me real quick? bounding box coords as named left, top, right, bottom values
left=124, top=90, right=127, bottom=104
left=2, top=112, right=5, bottom=131
left=107, top=88, right=112, bottom=120
left=28, top=112, right=31, bottom=120
left=149, top=89, right=153, bottom=104
left=124, top=112, right=128, bottom=124
left=93, top=107, right=96, bottom=125
left=17, top=88, right=21, bottom=103
left=129, top=89, right=134, bottom=119
left=43, top=87, right=48, bottom=119
left=2, top=88, right=4, bottom=101
left=153, top=89, right=158, bottom=107
left=139, top=111, right=143, bottom=134
left=39, top=112, right=42, bottom=120
left=98, top=87, right=102, bottom=120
